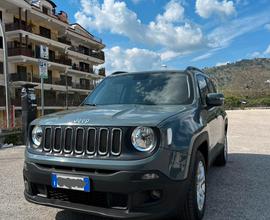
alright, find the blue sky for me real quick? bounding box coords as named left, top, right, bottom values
left=53, top=0, right=270, bottom=73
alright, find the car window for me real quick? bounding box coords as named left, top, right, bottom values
left=196, top=74, right=209, bottom=105
left=84, top=72, right=194, bottom=105
left=206, top=78, right=217, bottom=93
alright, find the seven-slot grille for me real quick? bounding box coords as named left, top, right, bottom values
left=42, top=126, right=122, bottom=157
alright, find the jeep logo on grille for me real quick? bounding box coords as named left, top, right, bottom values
left=73, top=119, right=90, bottom=124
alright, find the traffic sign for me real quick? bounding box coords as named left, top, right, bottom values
left=38, top=59, right=48, bottom=79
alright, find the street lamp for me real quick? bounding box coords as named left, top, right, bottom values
left=0, top=18, right=11, bottom=128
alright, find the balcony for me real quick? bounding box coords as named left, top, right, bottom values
left=91, top=51, right=105, bottom=61
left=72, top=83, right=94, bottom=91
left=58, top=37, right=72, bottom=45
left=8, top=48, right=33, bottom=57
left=8, top=46, right=72, bottom=66
left=5, top=22, right=71, bottom=46
left=55, top=57, right=72, bottom=66
left=5, top=23, right=32, bottom=32
left=69, top=46, right=105, bottom=61
left=71, top=64, right=93, bottom=74
left=10, top=72, right=29, bottom=82
left=10, top=72, right=68, bottom=86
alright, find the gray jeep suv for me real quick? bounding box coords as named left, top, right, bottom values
left=24, top=67, right=228, bottom=220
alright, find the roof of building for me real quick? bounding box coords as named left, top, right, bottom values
left=45, top=0, right=56, bottom=8
left=69, top=23, right=104, bottom=44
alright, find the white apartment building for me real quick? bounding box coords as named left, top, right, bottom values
left=0, top=0, right=105, bottom=126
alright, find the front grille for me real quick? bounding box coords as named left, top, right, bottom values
left=42, top=126, right=122, bottom=157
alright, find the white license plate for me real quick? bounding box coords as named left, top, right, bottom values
left=51, top=173, right=90, bottom=192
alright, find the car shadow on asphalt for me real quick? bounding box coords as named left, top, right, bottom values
left=55, top=153, right=270, bottom=220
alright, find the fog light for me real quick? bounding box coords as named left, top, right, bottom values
left=141, top=173, right=159, bottom=180
left=151, top=190, right=162, bottom=200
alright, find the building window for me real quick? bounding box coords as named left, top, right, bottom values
left=0, top=62, right=3, bottom=74
left=17, top=65, right=27, bottom=74
left=39, top=26, right=51, bottom=39
left=42, top=6, right=49, bottom=15
left=0, top=36, right=3, bottom=49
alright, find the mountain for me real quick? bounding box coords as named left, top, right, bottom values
left=204, top=58, right=270, bottom=98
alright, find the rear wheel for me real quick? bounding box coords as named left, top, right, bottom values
left=176, top=151, right=206, bottom=220
left=214, top=134, right=228, bottom=166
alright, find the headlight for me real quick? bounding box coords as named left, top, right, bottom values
left=31, top=126, right=43, bottom=148
left=131, top=127, right=157, bottom=152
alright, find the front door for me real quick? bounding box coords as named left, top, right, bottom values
left=196, top=74, right=219, bottom=150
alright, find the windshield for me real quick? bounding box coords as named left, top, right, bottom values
left=84, top=72, right=193, bottom=105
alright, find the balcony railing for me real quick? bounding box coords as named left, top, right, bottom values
left=10, top=73, right=67, bottom=86
left=91, top=51, right=105, bottom=61
left=72, top=83, right=94, bottom=91
left=71, top=65, right=93, bottom=74
left=5, top=22, right=71, bottom=46
left=9, top=46, right=72, bottom=66
left=58, top=37, right=72, bottom=45
left=8, top=48, right=34, bottom=57
left=5, top=23, right=32, bottom=32
left=69, top=46, right=105, bottom=61
left=54, top=57, right=72, bottom=66
left=10, top=72, right=28, bottom=82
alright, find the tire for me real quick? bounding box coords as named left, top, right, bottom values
left=176, top=151, right=207, bottom=220
left=214, top=134, right=228, bottom=166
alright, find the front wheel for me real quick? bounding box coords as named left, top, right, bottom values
left=214, top=135, right=228, bottom=166
left=176, top=151, right=206, bottom=220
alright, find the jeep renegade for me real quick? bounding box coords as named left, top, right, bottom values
left=24, top=67, right=228, bottom=220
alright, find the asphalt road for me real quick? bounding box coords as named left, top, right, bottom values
left=0, top=110, right=270, bottom=220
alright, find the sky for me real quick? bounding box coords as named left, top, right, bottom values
left=53, top=0, right=270, bottom=74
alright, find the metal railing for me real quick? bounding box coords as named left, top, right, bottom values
left=5, top=23, right=32, bottom=32
left=69, top=46, right=105, bottom=61
left=8, top=46, right=72, bottom=66
left=5, top=22, right=71, bottom=45
left=8, top=48, right=33, bottom=57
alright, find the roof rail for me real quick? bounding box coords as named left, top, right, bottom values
left=186, top=66, right=204, bottom=73
left=111, top=71, right=128, bottom=75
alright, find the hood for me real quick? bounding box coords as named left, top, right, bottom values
left=33, top=105, right=188, bottom=127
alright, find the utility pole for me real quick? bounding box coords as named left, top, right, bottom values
left=0, top=18, right=11, bottom=128
left=65, top=69, right=68, bottom=110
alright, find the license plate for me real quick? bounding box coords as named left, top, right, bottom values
left=51, top=173, right=90, bottom=192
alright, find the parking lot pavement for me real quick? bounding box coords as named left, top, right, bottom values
left=0, top=109, right=270, bottom=220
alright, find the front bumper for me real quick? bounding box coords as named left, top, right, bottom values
left=23, top=162, right=189, bottom=219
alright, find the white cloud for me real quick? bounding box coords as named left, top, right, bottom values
left=75, top=0, right=145, bottom=42
left=195, top=0, right=236, bottom=19
left=104, top=46, right=162, bottom=73
left=75, top=0, right=204, bottom=53
left=248, top=44, right=270, bottom=58
left=192, top=52, right=212, bottom=62
left=158, top=0, right=185, bottom=22
left=160, top=50, right=188, bottom=61
left=250, top=51, right=261, bottom=58
left=264, top=45, right=270, bottom=55
left=216, top=61, right=230, bottom=66
left=208, top=11, right=270, bottom=48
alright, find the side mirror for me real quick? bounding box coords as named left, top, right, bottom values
left=206, top=93, right=224, bottom=106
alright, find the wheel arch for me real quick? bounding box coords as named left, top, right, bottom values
left=184, top=131, right=209, bottom=179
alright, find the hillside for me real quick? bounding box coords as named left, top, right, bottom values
left=204, top=58, right=270, bottom=97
